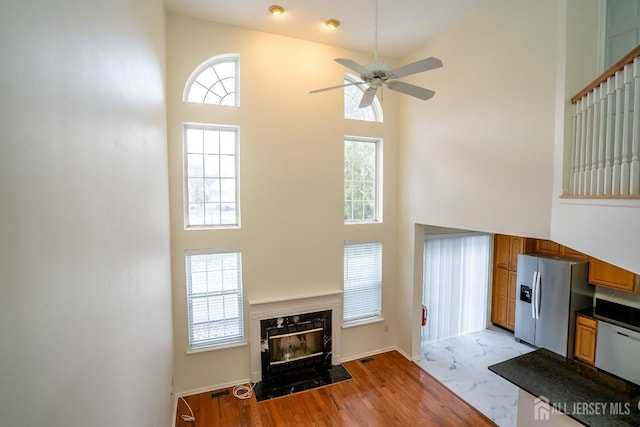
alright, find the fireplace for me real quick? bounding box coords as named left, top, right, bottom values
left=249, top=291, right=347, bottom=397
left=260, top=310, right=331, bottom=380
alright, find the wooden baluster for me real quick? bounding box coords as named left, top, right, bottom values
left=621, top=63, right=632, bottom=195
left=604, top=77, right=615, bottom=194
left=597, top=81, right=607, bottom=195
left=613, top=70, right=624, bottom=195
left=584, top=92, right=594, bottom=195
left=632, top=57, right=640, bottom=195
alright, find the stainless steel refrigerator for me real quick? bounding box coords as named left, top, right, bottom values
left=514, top=254, right=593, bottom=358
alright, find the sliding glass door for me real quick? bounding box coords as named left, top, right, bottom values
left=422, top=234, right=491, bottom=343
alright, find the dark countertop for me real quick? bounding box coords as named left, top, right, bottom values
left=489, top=348, right=640, bottom=426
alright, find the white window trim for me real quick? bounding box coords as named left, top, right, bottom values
left=183, top=53, right=240, bottom=107
left=343, top=241, right=383, bottom=325
left=182, top=122, right=241, bottom=230
left=342, top=315, right=385, bottom=329
left=344, top=136, right=383, bottom=224
left=185, top=249, right=245, bottom=351
left=186, top=340, right=247, bottom=355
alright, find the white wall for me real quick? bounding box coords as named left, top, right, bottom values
left=166, top=14, right=400, bottom=393
left=397, top=0, right=562, bottom=357
left=0, top=1, right=173, bottom=426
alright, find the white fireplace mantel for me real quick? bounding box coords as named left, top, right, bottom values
left=249, top=290, right=343, bottom=383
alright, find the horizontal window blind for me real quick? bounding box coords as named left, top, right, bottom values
left=185, top=251, right=244, bottom=349
left=343, top=242, right=382, bottom=323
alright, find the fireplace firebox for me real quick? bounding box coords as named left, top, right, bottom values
left=260, top=310, right=331, bottom=380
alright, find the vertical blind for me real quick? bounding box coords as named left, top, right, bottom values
left=343, top=242, right=382, bottom=323
left=185, top=251, right=244, bottom=349
left=422, top=234, right=490, bottom=343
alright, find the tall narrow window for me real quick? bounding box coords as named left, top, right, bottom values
left=344, top=73, right=383, bottom=122
left=422, top=234, right=491, bottom=343
left=343, top=242, right=382, bottom=324
left=344, top=137, right=381, bottom=223
left=185, top=251, right=244, bottom=349
left=184, top=124, right=239, bottom=228
left=184, top=54, right=239, bottom=106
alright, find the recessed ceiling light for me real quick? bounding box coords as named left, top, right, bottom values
left=325, top=19, right=341, bottom=29
left=269, top=5, right=285, bottom=16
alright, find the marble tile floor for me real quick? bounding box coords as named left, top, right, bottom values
left=416, top=327, right=535, bottom=427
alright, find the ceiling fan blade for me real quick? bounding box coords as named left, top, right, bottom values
left=335, top=58, right=372, bottom=78
left=390, top=57, right=443, bottom=79
left=309, top=81, right=363, bottom=94
left=386, top=81, right=435, bottom=101
left=359, top=87, right=378, bottom=108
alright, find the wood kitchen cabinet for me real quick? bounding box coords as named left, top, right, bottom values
left=588, top=257, right=638, bottom=292
left=560, top=245, right=589, bottom=260
left=535, top=239, right=561, bottom=256
left=491, top=267, right=508, bottom=326
left=528, top=238, right=636, bottom=292
left=574, top=314, right=598, bottom=365
left=534, top=240, right=589, bottom=261
left=491, top=235, right=534, bottom=330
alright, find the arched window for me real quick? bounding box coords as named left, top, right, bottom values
left=184, top=54, right=239, bottom=106
left=344, top=73, right=383, bottom=123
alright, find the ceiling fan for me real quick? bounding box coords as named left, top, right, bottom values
left=310, top=0, right=443, bottom=108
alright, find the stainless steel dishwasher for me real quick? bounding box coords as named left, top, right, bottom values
left=595, top=320, right=640, bottom=386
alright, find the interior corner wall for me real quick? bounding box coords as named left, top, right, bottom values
left=550, top=0, right=640, bottom=275
left=0, top=1, right=173, bottom=426
left=396, top=0, right=561, bottom=358
left=166, top=14, right=400, bottom=394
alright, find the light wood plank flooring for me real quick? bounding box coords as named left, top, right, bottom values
left=174, top=350, right=496, bottom=426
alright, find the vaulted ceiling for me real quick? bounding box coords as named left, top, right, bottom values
left=164, top=0, right=486, bottom=59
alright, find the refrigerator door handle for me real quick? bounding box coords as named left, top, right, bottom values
left=535, top=270, right=542, bottom=319
left=531, top=271, right=537, bottom=319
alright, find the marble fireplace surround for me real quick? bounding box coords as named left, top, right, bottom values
left=249, top=291, right=343, bottom=383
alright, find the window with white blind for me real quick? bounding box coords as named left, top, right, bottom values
left=184, top=124, right=239, bottom=228
left=343, top=242, right=382, bottom=324
left=185, top=251, right=244, bottom=350
left=344, top=137, right=381, bottom=223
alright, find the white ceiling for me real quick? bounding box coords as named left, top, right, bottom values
left=164, top=0, right=486, bottom=59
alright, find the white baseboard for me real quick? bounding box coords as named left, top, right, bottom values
left=175, top=378, right=252, bottom=399
left=340, top=345, right=413, bottom=363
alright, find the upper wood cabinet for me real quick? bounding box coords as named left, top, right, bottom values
left=588, top=257, right=638, bottom=292
left=560, top=245, right=589, bottom=261
left=508, top=236, right=535, bottom=270
left=494, top=234, right=510, bottom=270
left=535, top=239, right=561, bottom=256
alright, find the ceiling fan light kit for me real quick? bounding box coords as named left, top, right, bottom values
left=310, top=0, right=442, bottom=107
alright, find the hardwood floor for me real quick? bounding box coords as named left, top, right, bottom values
left=174, top=351, right=496, bottom=426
